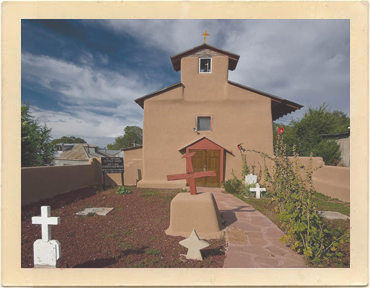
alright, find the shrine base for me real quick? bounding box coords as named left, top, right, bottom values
left=165, top=192, right=224, bottom=239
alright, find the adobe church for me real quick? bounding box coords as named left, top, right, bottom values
left=123, top=35, right=302, bottom=188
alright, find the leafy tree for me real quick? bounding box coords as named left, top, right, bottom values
left=21, top=103, right=54, bottom=167
left=51, top=136, right=86, bottom=145
left=274, top=104, right=350, bottom=165
left=107, top=126, right=142, bottom=150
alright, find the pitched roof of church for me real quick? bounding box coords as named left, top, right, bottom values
left=228, top=81, right=303, bottom=120
left=134, top=81, right=302, bottom=120
left=170, top=43, right=240, bottom=71
left=135, top=82, right=183, bottom=108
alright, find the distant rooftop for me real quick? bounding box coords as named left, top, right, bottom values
left=55, top=144, right=112, bottom=160
left=54, top=143, right=97, bottom=148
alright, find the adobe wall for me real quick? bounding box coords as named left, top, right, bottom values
left=123, top=148, right=143, bottom=186
left=313, top=165, right=350, bottom=203
left=288, top=156, right=350, bottom=202
left=138, top=55, right=273, bottom=189
left=21, top=158, right=102, bottom=205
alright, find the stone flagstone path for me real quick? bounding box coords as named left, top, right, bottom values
left=195, top=187, right=308, bottom=268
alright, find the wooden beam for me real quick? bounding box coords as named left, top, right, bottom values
left=167, top=171, right=216, bottom=181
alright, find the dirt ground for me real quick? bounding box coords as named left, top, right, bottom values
left=21, top=186, right=226, bottom=268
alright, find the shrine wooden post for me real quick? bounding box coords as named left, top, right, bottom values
left=167, top=152, right=216, bottom=195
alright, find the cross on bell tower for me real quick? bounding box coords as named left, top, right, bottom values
left=202, top=30, right=210, bottom=43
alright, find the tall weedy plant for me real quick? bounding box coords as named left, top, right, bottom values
left=243, top=130, right=349, bottom=265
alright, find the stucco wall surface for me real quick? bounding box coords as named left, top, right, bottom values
left=287, top=156, right=350, bottom=202
left=313, top=165, right=350, bottom=203
left=138, top=55, right=273, bottom=189
left=22, top=159, right=102, bottom=205
left=123, top=148, right=143, bottom=186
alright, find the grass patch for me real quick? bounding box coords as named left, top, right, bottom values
left=313, top=192, right=350, bottom=216
left=138, top=189, right=158, bottom=198
left=119, top=242, right=135, bottom=250
left=136, top=188, right=178, bottom=204
left=145, top=249, right=161, bottom=256
left=122, top=229, right=135, bottom=237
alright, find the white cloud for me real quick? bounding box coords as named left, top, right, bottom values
left=79, top=51, right=94, bottom=65
left=223, top=20, right=350, bottom=117
left=22, top=52, right=154, bottom=147
left=30, top=106, right=142, bottom=148
left=93, top=19, right=228, bottom=54
left=22, top=53, right=156, bottom=106
left=98, top=53, right=109, bottom=65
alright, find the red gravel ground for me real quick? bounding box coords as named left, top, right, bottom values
left=21, top=186, right=226, bottom=268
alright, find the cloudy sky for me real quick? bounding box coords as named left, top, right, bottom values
left=21, top=19, right=350, bottom=148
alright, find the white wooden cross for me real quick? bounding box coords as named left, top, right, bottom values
left=32, top=206, right=60, bottom=242
left=249, top=183, right=266, bottom=199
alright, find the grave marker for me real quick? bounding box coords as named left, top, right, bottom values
left=249, top=183, right=266, bottom=199
left=32, top=206, right=61, bottom=268
left=245, top=174, right=257, bottom=185
left=179, top=229, right=210, bottom=260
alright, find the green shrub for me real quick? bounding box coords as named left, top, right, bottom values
left=116, top=186, right=131, bottom=194
left=222, top=173, right=242, bottom=194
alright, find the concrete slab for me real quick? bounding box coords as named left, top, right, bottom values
left=317, top=211, right=350, bottom=220
left=76, top=207, right=114, bottom=216
left=226, top=227, right=248, bottom=245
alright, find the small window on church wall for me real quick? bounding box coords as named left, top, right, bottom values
left=199, top=58, right=211, bottom=73
left=197, top=116, right=212, bottom=131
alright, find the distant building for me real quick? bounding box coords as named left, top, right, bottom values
left=54, top=143, right=113, bottom=166
left=97, top=148, right=124, bottom=158
left=321, top=129, right=350, bottom=167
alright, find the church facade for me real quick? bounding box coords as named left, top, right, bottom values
left=123, top=43, right=302, bottom=188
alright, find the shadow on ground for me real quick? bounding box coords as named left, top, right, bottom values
left=219, top=205, right=256, bottom=226
left=202, top=246, right=225, bottom=259
left=72, top=246, right=149, bottom=268
left=21, top=185, right=105, bottom=220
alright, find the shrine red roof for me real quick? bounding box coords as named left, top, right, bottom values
left=179, top=137, right=234, bottom=155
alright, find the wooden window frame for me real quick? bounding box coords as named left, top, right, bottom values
left=196, top=115, right=213, bottom=132
left=199, top=58, right=212, bottom=73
